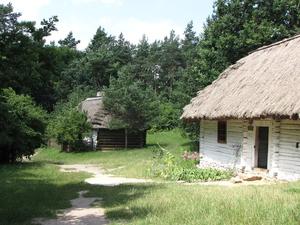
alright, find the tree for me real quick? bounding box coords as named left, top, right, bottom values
left=155, top=30, right=185, bottom=98
left=0, top=88, right=47, bottom=163
left=61, top=31, right=133, bottom=93
left=47, top=109, right=91, bottom=151
left=87, top=26, right=115, bottom=52
left=112, top=33, right=133, bottom=65
left=103, top=66, right=159, bottom=131
left=47, top=88, right=93, bottom=151
left=58, top=32, right=80, bottom=49
left=0, top=3, right=65, bottom=111
left=195, top=0, right=300, bottom=86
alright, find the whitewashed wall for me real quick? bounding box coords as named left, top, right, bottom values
left=200, top=119, right=300, bottom=180
left=277, top=120, right=300, bottom=180
left=241, top=119, right=300, bottom=180
left=200, top=120, right=243, bottom=169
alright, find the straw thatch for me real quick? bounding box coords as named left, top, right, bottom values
left=79, top=95, right=111, bottom=129
left=181, top=34, right=300, bottom=120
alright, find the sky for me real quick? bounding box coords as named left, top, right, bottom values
left=1, top=0, right=215, bottom=50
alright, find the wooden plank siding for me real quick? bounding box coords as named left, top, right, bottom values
left=277, top=120, right=300, bottom=179
left=97, top=129, right=146, bottom=150
left=200, top=119, right=300, bottom=180
left=200, top=120, right=243, bottom=168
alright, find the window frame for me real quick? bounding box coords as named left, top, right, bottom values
left=217, top=120, right=227, bottom=144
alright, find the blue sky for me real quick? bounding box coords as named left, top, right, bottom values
left=1, top=0, right=215, bottom=49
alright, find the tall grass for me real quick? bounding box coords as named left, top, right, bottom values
left=0, top=130, right=299, bottom=225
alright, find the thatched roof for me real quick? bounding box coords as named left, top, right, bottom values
left=181, top=34, right=300, bottom=121
left=79, top=95, right=111, bottom=129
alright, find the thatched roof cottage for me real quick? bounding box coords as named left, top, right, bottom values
left=181, top=35, right=300, bottom=180
left=79, top=93, right=146, bottom=150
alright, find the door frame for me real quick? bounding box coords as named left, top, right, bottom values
left=252, top=121, right=272, bottom=170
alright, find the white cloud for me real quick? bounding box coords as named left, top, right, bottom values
left=71, top=0, right=123, bottom=6
left=48, top=17, right=184, bottom=50
left=1, top=0, right=50, bottom=21
left=1, top=1, right=187, bottom=50
left=46, top=19, right=92, bottom=49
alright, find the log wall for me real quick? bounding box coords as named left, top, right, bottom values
left=97, top=129, right=146, bottom=150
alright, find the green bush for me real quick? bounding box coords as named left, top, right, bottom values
left=47, top=109, right=91, bottom=151
left=150, top=147, right=232, bottom=182
left=0, top=88, right=47, bottom=163
left=152, top=102, right=181, bottom=130
left=47, top=88, right=92, bottom=151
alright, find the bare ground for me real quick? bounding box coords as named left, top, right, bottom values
left=32, top=164, right=151, bottom=225
left=33, top=190, right=107, bottom=225
left=59, top=164, right=151, bottom=186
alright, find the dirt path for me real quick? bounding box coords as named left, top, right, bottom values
left=33, top=190, right=107, bottom=225
left=59, top=164, right=151, bottom=186
left=33, top=164, right=151, bottom=225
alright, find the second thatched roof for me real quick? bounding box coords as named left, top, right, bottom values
left=181, top=34, right=300, bottom=121
left=79, top=94, right=111, bottom=129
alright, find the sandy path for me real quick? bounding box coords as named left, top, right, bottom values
left=33, top=191, right=107, bottom=225
left=33, top=164, right=151, bottom=225
left=59, top=164, right=151, bottom=186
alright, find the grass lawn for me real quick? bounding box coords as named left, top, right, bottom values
left=0, top=130, right=300, bottom=225
left=34, top=129, right=191, bottom=178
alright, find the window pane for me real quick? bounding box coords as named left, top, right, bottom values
left=218, top=121, right=227, bottom=143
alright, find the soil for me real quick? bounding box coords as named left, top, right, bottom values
left=33, top=164, right=151, bottom=225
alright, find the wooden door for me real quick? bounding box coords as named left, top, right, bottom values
left=256, top=127, right=269, bottom=169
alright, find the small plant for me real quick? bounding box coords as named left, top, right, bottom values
left=150, top=146, right=232, bottom=182
left=182, top=151, right=200, bottom=163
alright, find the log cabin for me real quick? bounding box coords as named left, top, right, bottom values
left=181, top=35, right=300, bottom=180
left=79, top=93, right=146, bottom=150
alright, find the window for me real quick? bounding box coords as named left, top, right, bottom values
left=218, top=121, right=227, bottom=143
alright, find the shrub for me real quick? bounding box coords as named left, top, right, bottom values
left=47, top=88, right=93, bottom=151
left=0, top=88, right=47, bottom=163
left=150, top=147, right=232, bottom=182
left=152, top=102, right=181, bottom=130
left=47, top=109, right=91, bottom=151
left=182, top=151, right=200, bottom=163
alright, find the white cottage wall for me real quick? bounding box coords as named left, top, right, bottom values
left=200, top=120, right=243, bottom=169
left=277, top=120, right=300, bottom=180
left=200, top=119, right=300, bottom=180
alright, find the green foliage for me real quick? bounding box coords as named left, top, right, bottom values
left=152, top=102, right=181, bottom=130
left=150, top=147, right=232, bottom=182
left=0, top=3, right=80, bottom=111
left=47, top=88, right=93, bottom=151
left=61, top=30, right=132, bottom=93
left=2, top=0, right=300, bottom=150
left=0, top=88, right=46, bottom=163
left=58, top=31, right=80, bottom=49
left=103, top=66, right=159, bottom=130
left=47, top=109, right=91, bottom=151
left=195, top=0, right=300, bottom=86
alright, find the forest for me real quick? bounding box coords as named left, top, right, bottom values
left=1, top=0, right=300, bottom=163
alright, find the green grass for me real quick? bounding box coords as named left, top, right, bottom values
left=34, top=129, right=190, bottom=178
left=0, top=162, right=91, bottom=225
left=0, top=130, right=300, bottom=225
left=86, top=183, right=300, bottom=225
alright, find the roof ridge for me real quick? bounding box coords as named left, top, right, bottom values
left=250, top=34, right=300, bottom=54
left=85, top=97, right=102, bottom=101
